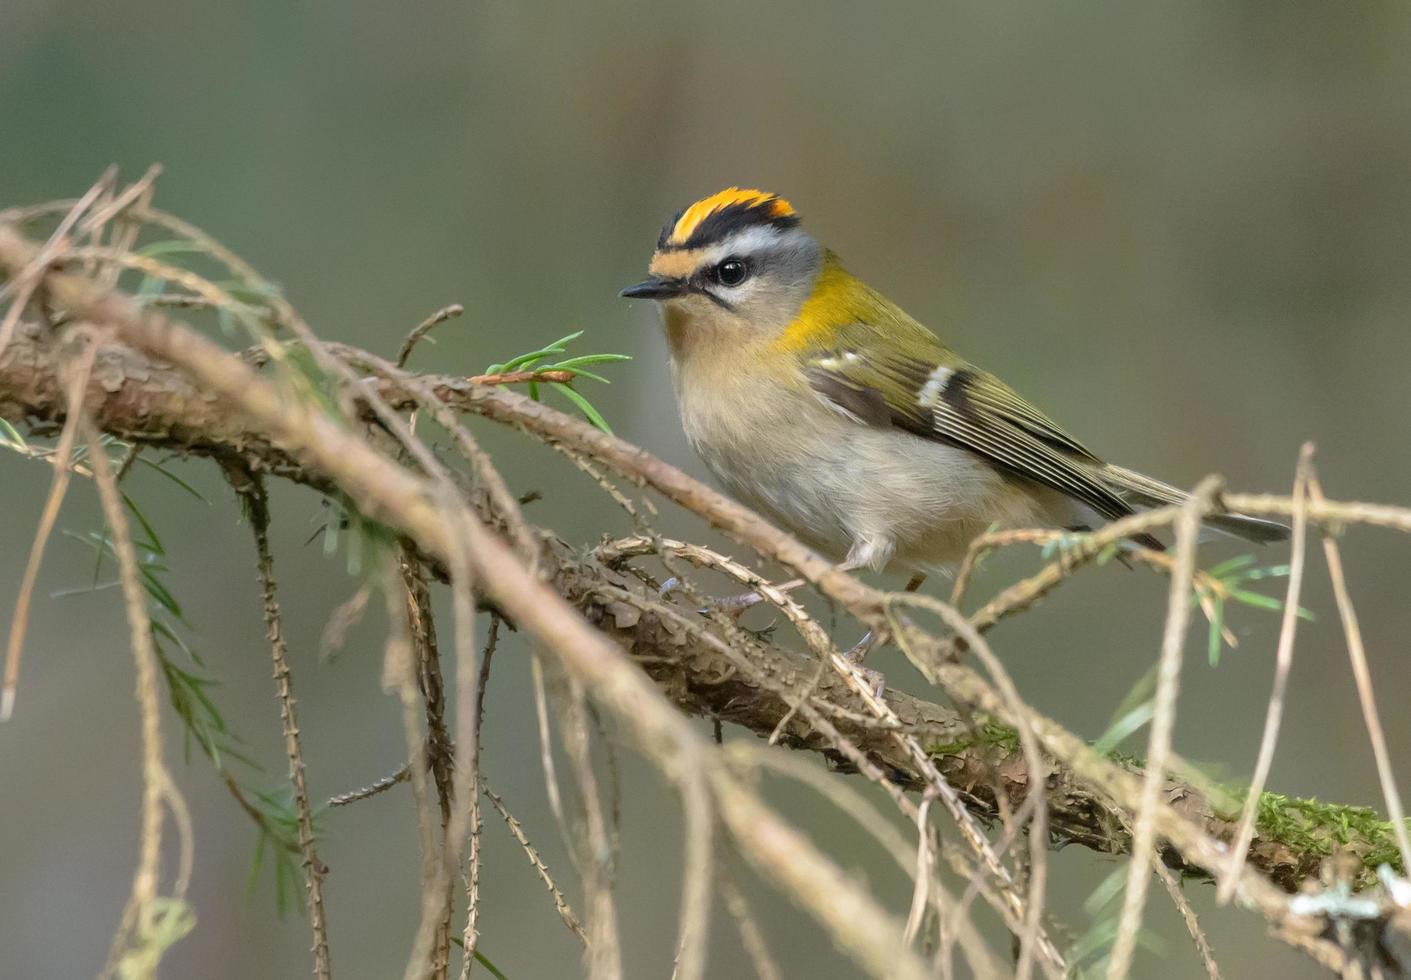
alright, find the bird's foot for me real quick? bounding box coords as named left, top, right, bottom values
left=660, top=577, right=804, bottom=621
left=842, top=629, right=887, bottom=700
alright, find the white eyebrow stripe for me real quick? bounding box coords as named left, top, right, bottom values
left=689, top=225, right=806, bottom=270
left=917, top=366, right=954, bottom=407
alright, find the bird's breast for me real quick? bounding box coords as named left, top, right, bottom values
left=671, top=362, right=1067, bottom=570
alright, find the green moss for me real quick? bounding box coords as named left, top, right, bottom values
left=1104, top=749, right=1144, bottom=770
left=924, top=736, right=975, bottom=757
left=979, top=721, right=1020, bottom=754
left=923, top=720, right=1020, bottom=758
left=1254, top=791, right=1406, bottom=875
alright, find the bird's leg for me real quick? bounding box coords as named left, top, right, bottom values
left=843, top=574, right=926, bottom=698
left=661, top=575, right=807, bottom=620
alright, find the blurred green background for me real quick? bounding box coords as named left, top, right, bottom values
left=4, top=1, right=1411, bottom=977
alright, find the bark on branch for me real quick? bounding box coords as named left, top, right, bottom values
left=4, top=213, right=1408, bottom=977
left=0, top=298, right=1385, bottom=895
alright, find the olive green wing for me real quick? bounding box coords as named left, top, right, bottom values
left=801, top=324, right=1146, bottom=533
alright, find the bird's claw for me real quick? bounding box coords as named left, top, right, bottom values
left=843, top=630, right=887, bottom=699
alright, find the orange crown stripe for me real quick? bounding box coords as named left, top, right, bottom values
left=667, top=187, right=796, bottom=246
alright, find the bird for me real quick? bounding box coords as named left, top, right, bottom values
left=619, top=187, right=1287, bottom=601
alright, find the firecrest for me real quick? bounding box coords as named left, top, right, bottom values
left=620, top=187, right=1286, bottom=581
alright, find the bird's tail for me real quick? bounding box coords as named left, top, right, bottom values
left=1099, top=464, right=1290, bottom=545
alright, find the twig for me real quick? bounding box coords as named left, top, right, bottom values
left=886, top=592, right=1050, bottom=980
left=242, top=474, right=333, bottom=980
left=1308, top=466, right=1411, bottom=872
left=468, top=368, right=575, bottom=386
left=717, top=861, right=783, bottom=980
left=79, top=165, right=163, bottom=250
left=85, top=412, right=193, bottom=978
left=425, top=505, right=479, bottom=980
left=379, top=566, right=439, bottom=980
left=334, top=346, right=539, bottom=564
left=397, top=305, right=464, bottom=368
left=482, top=785, right=588, bottom=944
left=595, top=534, right=837, bottom=745
left=0, top=167, right=114, bottom=355
left=459, top=615, right=499, bottom=979
left=965, top=506, right=1187, bottom=638
left=327, top=764, right=410, bottom=807
left=723, top=744, right=1007, bottom=980
left=1218, top=444, right=1313, bottom=903
left=401, top=547, right=455, bottom=980
left=949, top=527, right=1238, bottom=649
left=903, top=790, right=937, bottom=945
left=1156, top=861, right=1221, bottom=980
left=673, top=767, right=714, bottom=980
left=1106, top=476, right=1219, bottom=980
left=559, top=679, right=625, bottom=980
left=710, top=770, right=933, bottom=980
left=2, top=341, right=96, bottom=721
left=530, top=657, right=576, bottom=870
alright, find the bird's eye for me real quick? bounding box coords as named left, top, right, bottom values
left=714, top=257, right=750, bottom=287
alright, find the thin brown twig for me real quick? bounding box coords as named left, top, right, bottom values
left=530, top=656, right=577, bottom=871
left=949, top=527, right=1239, bottom=649
left=1218, top=444, right=1313, bottom=904
left=709, top=770, right=932, bottom=980
left=85, top=412, right=193, bottom=978
left=397, top=304, right=464, bottom=368
left=903, top=790, right=938, bottom=946
left=0, top=167, right=115, bottom=355
left=717, top=861, right=783, bottom=980
left=964, top=506, right=1188, bottom=638
left=1156, top=861, right=1222, bottom=980
left=482, top=785, right=589, bottom=944
left=401, top=546, right=455, bottom=980
left=327, top=765, right=411, bottom=807
left=595, top=535, right=839, bottom=746
left=242, top=474, right=333, bottom=980
left=79, top=165, right=163, bottom=251
left=1106, top=476, right=1220, bottom=980
left=722, top=744, right=1008, bottom=979
left=1307, top=467, right=1411, bottom=872
left=379, top=565, right=440, bottom=980
left=334, top=346, right=539, bottom=564
left=402, top=552, right=454, bottom=827
left=672, top=769, right=714, bottom=980
left=459, top=615, right=499, bottom=979
left=559, top=679, right=625, bottom=980
left=2, top=340, right=96, bottom=721
left=88, top=167, right=163, bottom=294
left=886, top=592, right=1050, bottom=980
left=588, top=704, right=623, bottom=870
left=468, top=368, right=575, bottom=386
left=420, top=504, right=479, bottom=980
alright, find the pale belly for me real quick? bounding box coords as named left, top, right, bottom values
left=682, top=393, right=1074, bottom=573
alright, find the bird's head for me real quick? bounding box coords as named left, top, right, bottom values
left=620, top=188, right=824, bottom=353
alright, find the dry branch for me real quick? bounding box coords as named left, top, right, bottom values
left=0, top=300, right=1397, bottom=893
left=0, top=222, right=933, bottom=980
left=4, top=213, right=1410, bottom=976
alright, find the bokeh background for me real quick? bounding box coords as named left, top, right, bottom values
left=4, top=2, right=1411, bottom=977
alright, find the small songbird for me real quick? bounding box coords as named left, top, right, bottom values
left=620, top=187, right=1287, bottom=584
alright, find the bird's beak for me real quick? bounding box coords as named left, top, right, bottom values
left=619, top=276, right=686, bottom=300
